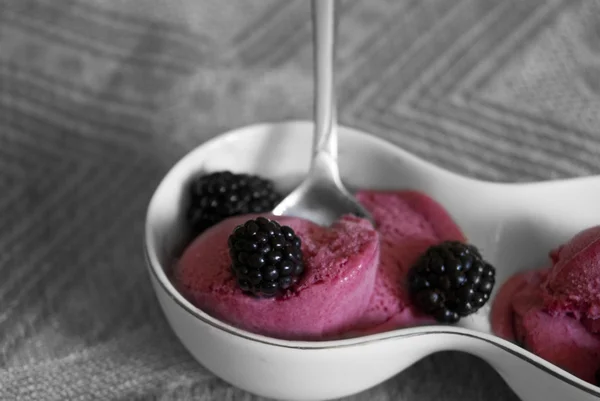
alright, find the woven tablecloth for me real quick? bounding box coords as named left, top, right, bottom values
left=2, top=0, right=600, bottom=400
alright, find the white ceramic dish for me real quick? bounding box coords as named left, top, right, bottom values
left=145, top=121, right=600, bottom=401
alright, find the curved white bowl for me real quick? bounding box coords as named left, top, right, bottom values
left=145, top=121, right=600, bottom=401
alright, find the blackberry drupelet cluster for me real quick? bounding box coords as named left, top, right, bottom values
left=228, top=217, right=304, bottom=297
left=187, top=171, right=282, bottom=235
left=409, top=241, right=495, bottom=323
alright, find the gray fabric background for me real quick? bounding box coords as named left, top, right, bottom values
left=1, top=0, right=600, bottom=399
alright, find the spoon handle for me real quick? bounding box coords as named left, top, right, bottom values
left=311, top=0, right=338, bottom=160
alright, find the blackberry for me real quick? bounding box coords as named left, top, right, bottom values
left=408, top=241, right=495, bottom=323
left=228, top=217, right=304, bottom=297
left=187, top=171, right=282, bottom=235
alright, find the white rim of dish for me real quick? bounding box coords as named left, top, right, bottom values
left=144, top=120, right=600, bottom=396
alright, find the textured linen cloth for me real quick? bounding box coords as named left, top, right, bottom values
left=2, top=0, right=600, bottom=400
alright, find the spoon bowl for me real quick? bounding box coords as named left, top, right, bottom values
left=272, top=150, right=374, bottom=226
left=145, top=121, right=600, bottom=401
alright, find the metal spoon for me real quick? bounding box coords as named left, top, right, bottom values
left=272, top=0, right=374, bottom=226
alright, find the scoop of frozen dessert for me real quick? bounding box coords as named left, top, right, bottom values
left=543, top=226, right=600, bottom=332
left=493, top=268, right=600, bottom=383
left=352, top=191, right=466, bottom=331
left=174, top=213, right=379, bottom=340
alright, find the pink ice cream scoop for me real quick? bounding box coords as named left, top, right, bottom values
left=491, top=226, right=600, bottom=384
left=543, top=225, right=600, bottom=332
left=351, top=190, right=465, bottom=332
left=175, top=214, right=380, bottom=340
left=492, top=269, right=600, bottom=384
left=174, top=190, right=466, bottom=340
